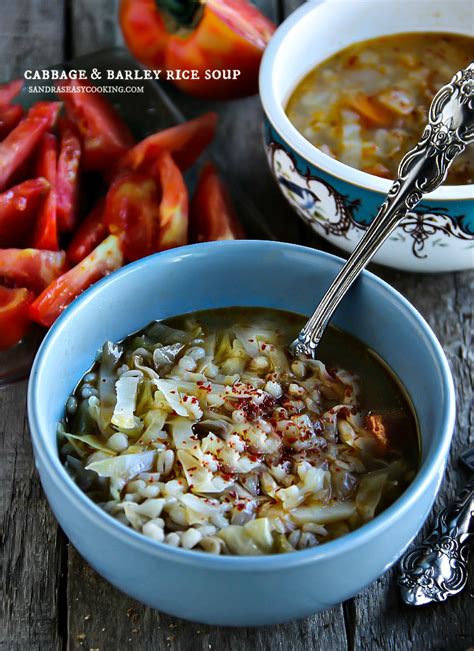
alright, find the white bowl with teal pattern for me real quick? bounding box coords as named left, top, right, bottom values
left=260, top=0, right=473, bottom=272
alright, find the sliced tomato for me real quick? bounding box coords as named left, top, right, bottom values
left=56, top=119, right=82, bottom=232
left=155, top=151, right=188, bottom=251
left=0, top=285, right=35, bottom=350
left=0, top=79, right=23, bottom=106
left=0, top=101, right=61, bottom=192
left=116, top=112, right=217, bottom=174
left=57, top=79, right=135, bottom=171
left=29, top=235, right=123, bottom=327
left=190, top=162, right=244, bottom=242
left=67, top=198, right=107, bottom=264
left=104, top=172, right=158, bottom=262
left=0, top=178, right=50, bottom=247
left=32, top=133, right=59, bottom=251
left=0, top=104, right=24, bottom=140
left=0, top=249, right=66, bottom=293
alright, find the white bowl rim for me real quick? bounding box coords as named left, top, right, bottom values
left=28, top=240, right=456, bottom=571
left=259, top=0, right=473, bottom=202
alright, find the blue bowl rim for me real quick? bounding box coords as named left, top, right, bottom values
left=28, top=240, right=456, bottom=571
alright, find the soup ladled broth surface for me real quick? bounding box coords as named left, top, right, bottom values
left=286, top=33, right=474, bottom=184
left=59, top=307, right=419, bottom=555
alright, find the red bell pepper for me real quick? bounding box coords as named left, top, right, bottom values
left=0, top=101, right=61, bottom=192
left=117, top=112, right=217, bottom=174
left=119, top=0, right=275, bottom=100
left=0, top=104, right=24, bottom=140
left=0, top=249, right=66, bottom=293
left=0, top=285, right=35, bottom=350
left=0, top=178, right=50, bottom=247
left=190, top=162, right=244, bottom=242
left=155, top=151, right=188, bottom=251
left=32, top=133, right=59, bottom=251
left=0, top=79, right=23, bottom=105
left=67, top=198, right=107, bottom=264
left=29, top=234, right=123, bottom=327
left=56, top=119, right=82, bottom=232
left=57, top=79, right=135, bottom=171
left=104, top=172, right=158, bottom=262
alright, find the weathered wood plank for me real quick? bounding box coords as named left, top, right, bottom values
left=70, top=0, right=123, bottom=57
left=1, top=381, right=67, bottom=650
left=0, top=1, right=65, bottom=80
left=66, top=548, right=347, bottom=651
left=0, top=3, right=66, bottom=648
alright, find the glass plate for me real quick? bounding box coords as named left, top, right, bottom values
left=0, top=48, right=272, bottom=386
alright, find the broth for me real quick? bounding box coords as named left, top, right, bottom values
left=59, top=307, right=419, bottom=555
left=286, top=33, right=474, bottom=184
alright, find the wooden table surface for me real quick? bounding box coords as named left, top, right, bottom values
left=0, top=1, right=472, bottom=649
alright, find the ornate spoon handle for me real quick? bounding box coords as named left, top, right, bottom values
left=292, top=63, right=474, bottom=358
left=398, top=477, right=474, bottom=605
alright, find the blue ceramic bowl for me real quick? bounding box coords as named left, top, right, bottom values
left=259, top=0, right=474, bottom=273
left=28, top=241, right=455, bottom=626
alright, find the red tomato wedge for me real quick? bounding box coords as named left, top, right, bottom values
left=57, top=79, right=135, bottom=171
left=56, top=119, right=82, bottom=232
left=29, top=234, right=123, bottom=327
left=33, top=133, right=59, bottom=251
left=104, top=172, right=159, bottom=262
left=0, top=285, right=35, bottom=350
left=0, top=79, right=23, bottom=106
left=0, top=104, right=24, bottom=140
left=0, top=101, right=61, bottom=192
left=155, top=151, right=188, bottom=251
left=117, top=113, right=217, bottom=174
left=0, top=248, right=66, bottom=293
left=0, top=178, right=50, bottom=247
left=67, top=198, right=107, bottom=264
left=190, top=162, right=244, bottom=242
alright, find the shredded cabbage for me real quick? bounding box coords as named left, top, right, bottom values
left=59, top=309, right=417, bottom=555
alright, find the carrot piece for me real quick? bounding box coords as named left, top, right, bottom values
left=365, top=413, right=388, bottom=447
left=347, top=94, right=394, bottom=128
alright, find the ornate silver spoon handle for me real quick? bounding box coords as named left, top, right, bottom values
left=291, top=63, right=474, bottom=358
left=398, top=476, right=474, bottom=605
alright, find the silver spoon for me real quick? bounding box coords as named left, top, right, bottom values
left=398, top=446, right=474, bottom=605
left=291, top=63, right=474, bottom=358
